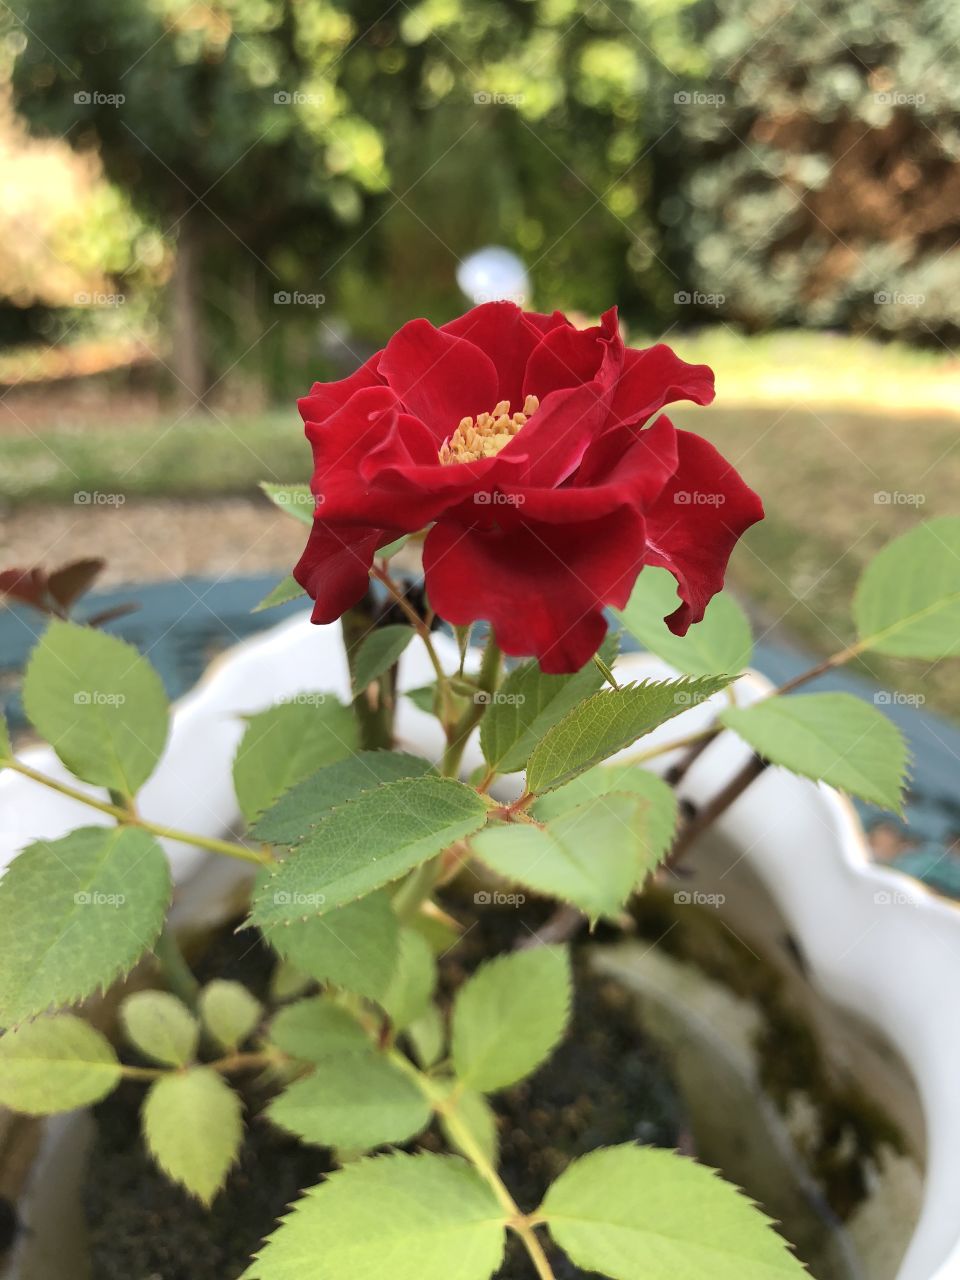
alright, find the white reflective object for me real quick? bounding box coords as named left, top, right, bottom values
left=456, top=246, right=530, bottom=307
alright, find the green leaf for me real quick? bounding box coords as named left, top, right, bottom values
left=22, top=620, right=169, bottom=796
left=541, top=1144, right=806, bottom=1279
left=260, top=481, right=317, bottom=526
left=143, top=1067, right=243, bottom=1205
left=251, top=777, right=489, bottom=928
left=351, top=625, right=415, bottom=696
left=233, top=697, right=358, bottom=822
left=440, top=1088, right=499, bottom=1168
left=270, top=958, right=312, bottom=1003
left=479, top=635, right=618, bottom=775
left=0, top=826, right=171, bottom=1026
left=263, top=891, right=400, bottom=1001
left=405, top=683, right=438, bottom=715
left=451, top=946, right=571, bottom=1092
left=407, top=1005, right=445, bottom=1069
left=380, top=927, right=436, bottom=1030
left=0, top=712, right=11, bottom=760
left=121, top=990, right=199, bottom=1067
left=532, top=763, right=678, bottom=864
left=0, top=1015, right=121, bottom=1114
left=615, top=567, right=752, bottom=677
left=854, top=518, right=960, bottom=659
left=472, top=793, right=650, bottom=920
left=721, top=693, right=908, bottom=812
left=377, top=534, right=409, bottom=559
left=198, top=981, right=262, bottom=1052
left=244, top=1153, right=506, bottom=1280
left=253, top=574, right=306, bottom=613
left=268, top=1052, right=431, bottom=1150
left=251, top=752, right=432, bottom=848
left=526, top=676, right=732, bottom=794
left=269, top=998, right=371, bottom=1062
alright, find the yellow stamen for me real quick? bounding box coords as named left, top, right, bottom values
left=438, top=395, right=539, bottom=465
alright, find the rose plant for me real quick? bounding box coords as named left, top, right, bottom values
left=0, top=304, right=957, bottom=1280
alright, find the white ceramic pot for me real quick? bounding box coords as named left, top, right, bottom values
left=1, top=612, right=957, bottom=1280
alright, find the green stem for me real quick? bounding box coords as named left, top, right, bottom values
left=441, top=633, right=502, bottom=779
left=6, top=758, right=272, bottom=866
left=389, top=1050, right=555, bottom=1279
left=340, top=600, right=396, bottom=751
left=141, top=819, right=270, bottom=866
left=153, top=927, right=201, bottom=1009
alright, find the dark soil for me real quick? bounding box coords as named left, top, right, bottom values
left=83, top=902, right=686, bottom=1280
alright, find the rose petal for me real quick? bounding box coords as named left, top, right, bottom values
left=522, top=307, right=622, bottom=402
left=360, top=413, right=437, bottom=482
left=379, top=318, right=499, bottom=433
left=423, top=505, right=645, bottom=673
left=642, top=429, right=764, bottom=633
left=574, top=413, right=679, bottom=503
left=442, top=301, right=542, bottom=411
left=298, top=352, right=385, bottom=423
left=607, top=344, right=715, bottom=428
left=293, top=522, right=386, bottom=624
left=509, top=309, right=624, bottom=486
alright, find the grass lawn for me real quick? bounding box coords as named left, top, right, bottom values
left=0, top=410, right=304, bottom=505
left=1, top=330, right=956, bottom=714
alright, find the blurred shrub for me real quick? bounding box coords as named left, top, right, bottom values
left=667, top=0, right=960, bottom=338
left=7, top=0, right=703, bottom=396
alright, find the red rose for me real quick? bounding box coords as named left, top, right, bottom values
left=293, top=303, right=763, bottom=673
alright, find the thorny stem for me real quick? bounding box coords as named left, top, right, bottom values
left=4, top=758, right=272, bottom=866
left=369, top=562, right=453, bottom=722
left=666, top=753, right=767, bottom=867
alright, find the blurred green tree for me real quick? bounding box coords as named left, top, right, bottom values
left=9, top=0, right=703, bottom=399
